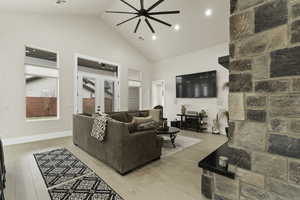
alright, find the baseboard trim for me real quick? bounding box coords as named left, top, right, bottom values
left=2, top=130, right=72, bottom=146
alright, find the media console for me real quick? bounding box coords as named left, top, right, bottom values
left=176, top=114, right=208, bottom=132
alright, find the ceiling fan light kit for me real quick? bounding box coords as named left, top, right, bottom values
left=106, top=0, right=180, bottom=36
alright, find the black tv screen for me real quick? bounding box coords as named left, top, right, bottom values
left=176, top=71, right=217, bottom=98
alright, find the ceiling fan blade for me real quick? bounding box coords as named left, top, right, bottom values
left=117, top=16, right=139, bottom=26
left=134, top=18, right=142, bottom=33
left=120, top=0, right=139, bottom=12
left=147, top=15, right=172, bottom=27
left=145, top=18, right=155, bottom=33
left=147, top=0, right=165, bottom=12
left=106, top=11, right=138, bottom=14
left=149, top=10, right=180, bottom=15
left=140, top=0, right=144, bottom=9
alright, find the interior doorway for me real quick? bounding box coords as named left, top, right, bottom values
left=128, top=69, right=142, bottom=111
left=152, top=80, right=165, bottom=108
left=75, top=55, right=120, bottom=115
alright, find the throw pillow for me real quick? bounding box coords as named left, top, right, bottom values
left=136, top=120, right=159, bottom=131
left=133, top=116, right=153, bottom=125
left=110, top=113, right=130, bottom=123
left=139, top=111, right=149, bottom=117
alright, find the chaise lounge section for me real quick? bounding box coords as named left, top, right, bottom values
left=73, top=110, right=163, bottom=175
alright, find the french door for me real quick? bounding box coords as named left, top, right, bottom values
left=77, top=71, right=119, bottom=115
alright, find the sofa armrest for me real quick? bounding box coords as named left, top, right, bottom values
left=125, top=130, right=161, bottom=156
left=128, top=130, right=157, bottom=141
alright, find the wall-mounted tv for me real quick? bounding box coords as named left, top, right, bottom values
left=176, top=70, right=217, bottom=98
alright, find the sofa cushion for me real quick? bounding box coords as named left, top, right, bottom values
left=148, top=109, right=160, bottom=122
left=139, top=111, right=149, bottom=117
left=136, top=120, right=159, bottom=131
left=127, top=112, right=139, bottom=121
left=110, top=113, right=130, bottom=123
left=133, top=116, right=153, bottom=125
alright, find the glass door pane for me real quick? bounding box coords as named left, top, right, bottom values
left=81, top=76, right=96, bottom=115
left=77, top=72, right=118, bottom=114
left=104, top=80, right=115, bottom=113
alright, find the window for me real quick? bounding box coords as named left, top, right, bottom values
left=25, top=47, right=59, bottom=120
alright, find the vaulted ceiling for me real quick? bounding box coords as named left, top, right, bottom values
left=0, top=0, right=230, bottom=62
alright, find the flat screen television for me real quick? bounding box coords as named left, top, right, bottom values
left=176, top=70, right=217, bottom=98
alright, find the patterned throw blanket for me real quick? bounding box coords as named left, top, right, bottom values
left=91, top=114, right=110, bottom=142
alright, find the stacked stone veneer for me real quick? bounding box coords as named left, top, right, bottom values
left=205, top=0, right=300, bottom=199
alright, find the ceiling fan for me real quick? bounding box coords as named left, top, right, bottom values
left=106, top=0, right=180, bottom=34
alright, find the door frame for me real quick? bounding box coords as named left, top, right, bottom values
left=74, top=54, right=121, bottom=114
left=152, top=80, right=165, bottom=108
left=128, top=68, right=143, bottom=110
left=128, top=82, right=143, bottom=111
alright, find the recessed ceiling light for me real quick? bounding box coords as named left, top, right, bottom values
left=205, top=9, right=212, bottom=16
left=174, top=24, right=180, bottom=31
left=152, top=35, right=157, bottom=41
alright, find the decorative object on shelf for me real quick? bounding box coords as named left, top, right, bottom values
left=218, top=156, right=229, bottom=170
left=187, top=111, right=198, bottom=116
left=212, top=125, right=220, bottom=134
left=200, top=109, right=207, bottom=117
left=212, top=110, right=229, bottom=135
left=181, top=105, right=187, bottom=115
left=106, top=0, right=180, bottom=34
left=223, top=111, right=230, bottom=137
left=212, top=119, right=220, bottom=134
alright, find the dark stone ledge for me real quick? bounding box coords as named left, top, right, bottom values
left=198, top=143, right=252, bottom=179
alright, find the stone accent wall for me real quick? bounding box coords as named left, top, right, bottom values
left=209, top=0, right=300, bottom=199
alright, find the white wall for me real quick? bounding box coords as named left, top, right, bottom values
left=152, top=43, right=229, bottom=133
left=0, top=12, right=153, bottom=139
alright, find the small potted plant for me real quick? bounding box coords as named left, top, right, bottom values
left=181, top=104, right=187, bottom=115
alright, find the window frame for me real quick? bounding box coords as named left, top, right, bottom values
left=24, top=45, right=60, bottom=122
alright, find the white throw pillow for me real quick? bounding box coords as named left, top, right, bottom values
left=133, top=116, right=153, bottom=125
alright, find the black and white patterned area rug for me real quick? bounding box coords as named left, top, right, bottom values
left=34, top=148, right=93, bottom=188
left=49, top=173, right=123, bottom=200
left=34, top=148, right=124, bottom=200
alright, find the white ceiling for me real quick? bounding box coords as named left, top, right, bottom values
left=0, top=0, right=110, bottom=16
left=0, top=0, right=230, bottom=62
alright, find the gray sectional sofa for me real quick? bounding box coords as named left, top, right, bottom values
left=73, top=110, right=163, bottom=175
